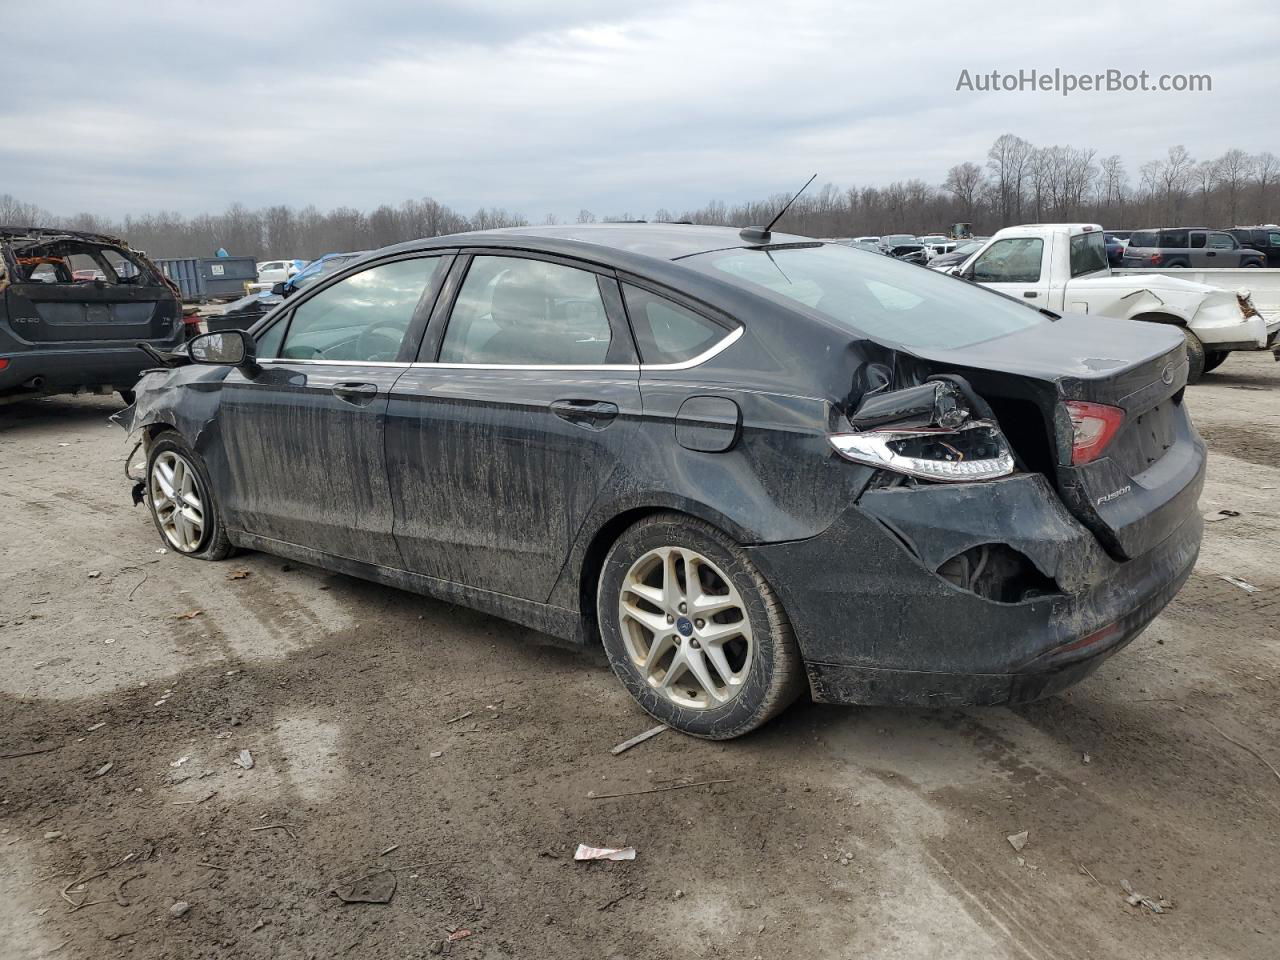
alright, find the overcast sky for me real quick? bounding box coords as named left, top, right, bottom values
left=4, top=0, right=1277, bottom=220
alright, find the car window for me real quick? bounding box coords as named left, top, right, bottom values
left=278, top=257, right=443, bottom=362
left=970, top=237, right=1044, bottom=283
left=1069, top=232, right=1109, bottom=277
left=256, top=316, right=287, bottom=359
left=622, top=284, right=728, bottom=364
left=438, top=256, right=611, bottom=365
left=1270, top=232, right=1280, bottom=247
left=1208, top=232, right=1235, bottom=249
left=1130, top=231, right=1158, bottom=248
left=1159, top=230, right=1188, bottom=248
left=1189, top=232, right=1207, bottom=249
left=688, top=243, right=1046, bottom=351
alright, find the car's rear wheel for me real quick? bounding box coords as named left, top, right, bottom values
left=1203, top=350, right=1230, bottom=374
left=146, top=432, right=233, bottom=560
left=597, top=513, right=804, bottom=739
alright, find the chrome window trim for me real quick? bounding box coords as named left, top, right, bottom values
left=404, top=325, right=744, bottom=373
left=258, top=358, right=412, bottom=368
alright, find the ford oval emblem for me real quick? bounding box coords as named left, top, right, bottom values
left=1161, top=362, right=1175, bottom=385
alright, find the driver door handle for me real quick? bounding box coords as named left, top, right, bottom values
left=332, top=381, right=379, bottom=406
left=1022, top=291, right=1038, bottom=298
left=551, top=398, right=619, bottom=428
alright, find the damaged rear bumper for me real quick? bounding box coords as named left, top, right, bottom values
left=747, top=472, right=1203, bottom=708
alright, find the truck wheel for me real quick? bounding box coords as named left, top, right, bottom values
left=597, top=513, right=805, bottom=740
left=1203, top=350, right=1229, bottom=374
left=1183, top=329, right=1207, bottom=384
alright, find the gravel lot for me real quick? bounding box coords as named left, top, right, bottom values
left=2, top=351, right=1278, bottom=960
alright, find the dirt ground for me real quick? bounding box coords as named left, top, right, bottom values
left=1, top=351, right=1278, bottom=960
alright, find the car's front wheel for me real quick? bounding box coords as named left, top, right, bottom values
left=145, top=431, right=233, bottom=560
left=597, top=513, right=804, bottom=739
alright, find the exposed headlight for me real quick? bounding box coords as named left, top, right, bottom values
left=829, top=421, right=1015, bottom=482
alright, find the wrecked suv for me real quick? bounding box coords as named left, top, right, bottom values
left=115, top=224, right=1205, bottom=739
left=1, top=227, right=183, bottom=404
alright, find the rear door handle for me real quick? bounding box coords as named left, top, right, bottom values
left=551, top=398, right=619, bottom=428
left=1023, top=291, right=1038, bottom=298
left=332, top=381, right=379, bottom=406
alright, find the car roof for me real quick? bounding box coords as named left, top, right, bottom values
left=382, top=222, right=816, bottom=263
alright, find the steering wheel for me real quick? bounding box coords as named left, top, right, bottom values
left=356, top=323, right=406, bottom=362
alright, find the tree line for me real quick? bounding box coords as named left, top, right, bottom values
left=3, top=133, right=1277, bottom=259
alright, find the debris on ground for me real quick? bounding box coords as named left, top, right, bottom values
left=1219, top=575, right=1259, bottom=594
left=1006, top=831, right=1029, bottom=852
left=87, top=722, right=106, bottom=732
left=90, top=762, right=113, bottom=778
left=575, top=844, right=636, bottom=862
left=174, top=609, right=203, bottom=620
left=448, top=928, right=473, bottom=942
left=429, top=750, right=443, bottom=758
left=587, top=778, right=732, bottom=800
left=1082, top=752, right=1092, bottom=764
left=445, top=711, right=473, bottom=724
left=1203, top=509, right=1241, bottom=523
left=611, top=724, right=667, bottom=755
left=169, top=756, right=190, bottom=768
left=1121, top=879, right=1172, bottom=914
left=232, top=750, right=254, bottom=770
left=88, top=570, right=102, bottom=578
left=168, top=901, right=190, bottom=919
left=227, top=570, right=251, bottom=580
left=334, top=870, right=397, bottom=904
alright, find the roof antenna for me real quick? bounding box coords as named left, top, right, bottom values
left=740, top=174, right=817, bottom=243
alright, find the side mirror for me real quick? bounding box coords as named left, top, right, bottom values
left=188, top=330, right=258, bottom=372
left=271, top=281, right=287, bottom=296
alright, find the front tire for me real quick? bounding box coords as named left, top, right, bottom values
left=597, top=513, right=804, bottom=739
left=145, top=431, right=233, bottom=560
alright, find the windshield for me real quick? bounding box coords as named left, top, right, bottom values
left=686, top=242, right=1046, bottom=350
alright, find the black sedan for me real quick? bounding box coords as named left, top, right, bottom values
left=117, top=224, right=1205, bottom=738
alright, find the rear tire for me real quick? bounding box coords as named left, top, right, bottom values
left=1182, top=328, right=1207, bottom=384
left=597, top=513, right=805, bottom=740
left=145, top=431, right=233, bottom=561
left=1203, top=350, right=1230, bottom=374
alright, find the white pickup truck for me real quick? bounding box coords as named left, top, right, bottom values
left=940, top=223, right=1279, bottom=382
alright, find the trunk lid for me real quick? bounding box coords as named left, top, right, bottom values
left=908, top=314, right=1204, bottom=561
left=3, top=282, right=180, bottom=346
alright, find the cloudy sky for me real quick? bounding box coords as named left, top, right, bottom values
left=4, top=0, right=1277, bottom=220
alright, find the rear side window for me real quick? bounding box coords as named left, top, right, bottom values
left=1130, top=231, right=1158, bottom=248
left=1069, top=232, right=1109, bottom=277
left=279, top=257, right=443, bottom=362
left=622, top=285, right=727, bottom=364
left=970, top=237, right=1044, bottom=283
left=438, top=256, right=611, bottom=365
left=1159, top=230, right=1189, bottom=248
left=1189, top=232, right=1207, bottom=249
left=688, top=243, right=1046, bottom=351
left=1208, top=232, right=1235, bottom=249
left=1270, top=232, right=1280, bottom=247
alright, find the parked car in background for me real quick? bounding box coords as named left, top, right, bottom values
left=255, top=259, right=302, bottom=286
left=835, top=239, right=883, bottom=254
left=118, top=223, right=1207, bottom=739
left=1224, top=225, right=1280, bottom=266
left=948, top=223, right=1277, bottom=382
left=1, top=226, right=184, bottom=405
left=853, top=235, right=881, bottom=245
left=1104, top=233, right=1128, bottom=266
left=927, top=238, right=987, bottom=270
left=879, top=234, right=916, bottom=253
left=1121, top=228, right=1265, bottom=269
left=203, top=290, right=281, bottom=333
left=276, top=250, right=369, bottom=296
left=918, top=234, right=955, bottom=258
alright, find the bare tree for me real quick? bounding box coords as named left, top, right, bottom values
left=1253, top=151, right=1278, bottom=224
left=1215, top=148, right=1255, bottom=226
left=986, top=134, right=1032, bottom=223
left=943, top=162, right=985, bottom=218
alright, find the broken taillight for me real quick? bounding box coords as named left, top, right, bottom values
left=829, top=421, right=1015, bottom=482
left=1065, top=400, right=1126, bottom=465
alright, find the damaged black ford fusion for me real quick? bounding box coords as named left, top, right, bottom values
left=113, top=223, right=1205, bottom=739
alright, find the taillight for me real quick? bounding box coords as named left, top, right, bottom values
left=1065, top=401, right=1125, bottom=465
left=1149, top=252, right=1163, bottom=265
left=829, top=421, right=1015, bottom=482
left=0, top=358, right=8, bottom=371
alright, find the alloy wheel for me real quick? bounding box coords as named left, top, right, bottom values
left=618, top=546, right=754, bottom=709
left=149, top=450, right=206, bottom=553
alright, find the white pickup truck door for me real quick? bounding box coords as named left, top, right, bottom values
left=966, top=235, right=1053, bottom=308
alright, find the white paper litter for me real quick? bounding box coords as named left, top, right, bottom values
left=574, top=844, right=636, bottom=861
